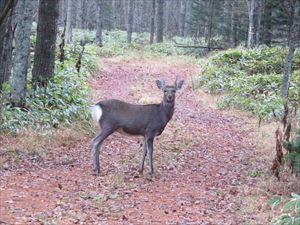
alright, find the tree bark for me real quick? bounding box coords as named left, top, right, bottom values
left=281, top=40, right=295, bottom=99
left=281, top=0, right=296, bottom=99
left=0, top=0, right=16, bottom=90
left=179, top=0, right=186, bottom=37
left=262, top=0, right=272, bottom=46
left=150, top=0, right=155, bottom=44
left=247, top=0, right=261, bottom=48
left=0, top=0, right=16, bottom=26
left=76, top=0, right=83, bottom=29
left=156, top=0, right=164, bottom=43
left=65, top=0, right=72, bottom=44
left=11, top=0, right=37, bottom=107
left=207, top=0, right=214, bottom=51
left=32, top=0, right=59, bottom=88
left=247, top=0, right=256, bottom=48
left=127, top=0, right=134, bottom=43
left=96, top=0, right=103, bottom=46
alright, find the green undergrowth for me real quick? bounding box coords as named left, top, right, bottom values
left=196, top=46, right=300, bottom=121
left=94, top=30, right=196, bottom=58
left=0, top=29, right=200, bottom=134
left=0, top=42, right=98, bottom=134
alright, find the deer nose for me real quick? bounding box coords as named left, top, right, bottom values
left=167, top=95, right=173, bottom=101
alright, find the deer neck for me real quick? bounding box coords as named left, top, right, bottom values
left=160, top=101, right=175, bottom=121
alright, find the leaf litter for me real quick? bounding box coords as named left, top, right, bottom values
left=0, top=57, right=257, bottom=224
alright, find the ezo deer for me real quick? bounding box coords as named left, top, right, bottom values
left=91, top=79, right=184, bottom=176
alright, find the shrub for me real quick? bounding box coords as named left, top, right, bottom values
left=271, top=193, right=300, bottom=225
left=197, top=46, right=300, bottom=121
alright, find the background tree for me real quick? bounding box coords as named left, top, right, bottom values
left=150, top=0, right=155, bottom=44
left=96, top=0, right=103, bottom=47
left=32, top=0, right=59, bottom=88
left=247, top=0, right=262, bottom=48
left=11, top=0, right=37, bottom=107
left=179, top=0, right=186, bottom=37
left=0, top=0, right=16, bottom=90
left=65, top=0, right=72, bottom=44
left=156, top=0, right=164, bottom=43
left=127, top=0, right=134, bottom=43
left=281, top=0, right=300, bottom=99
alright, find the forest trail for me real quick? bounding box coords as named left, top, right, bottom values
left=1, top=57, right=255, bottom=224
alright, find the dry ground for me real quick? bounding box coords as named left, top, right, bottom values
left=1, top=56, right=298, bottom=225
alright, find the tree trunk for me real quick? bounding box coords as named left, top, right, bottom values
left=0, top=0, right=16, bottom=26
left=32, top=0, right=59, bottom=88
left=262, top=0, right=272, bottom=46
left=230, top=1, right=238, bottom=47
left=247, top=0, right=256, bottom=48
left=281, top=0, right=296, bottom=99
left=11, top=0, right=37, bottom=107
left=127, top=0, right=134, bottom=43
left=156, top=0, right=164, bottom=43
left=150, top=0, right=155, bottom=44
left=247, top=0, right=261, bottom=48
left=96, top=0, right=103, bottom=46
left=207, top=0, right=214, bottom=51
left=65, top=0, right=72, bottom=44
left=184, top=0, right=192, bottom=37
left=179, top=0, right=186, bottom=37
left=76, top=0, right=83, bottom=29
left=281, top=41, right=295, bottom=99
left=255, top=0, right=261, bottom=45
left=0, top=0, right=16, bottom=91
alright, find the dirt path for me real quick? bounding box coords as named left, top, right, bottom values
left=0, top=57, right=254, bottom=224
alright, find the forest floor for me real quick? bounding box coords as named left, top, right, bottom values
left=0, top=56, right=295, bottom=224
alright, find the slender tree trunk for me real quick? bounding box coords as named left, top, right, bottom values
left=179, top=0, right=186, bottom=37
left=184, top=0, right=192, bottom=37
left=11, top=0, right=37, bottom=107
left=281, top=1, right=296, bottom=99
left=111, top=0, right=116, bottom=29
left=255, top=0, right=261, bottom=45
left=207, top=0, right=214, bottom=51
left=32, top=0, right=59, bottom=88
left=247, top=0, right=256, bottom=48
left=58, top=0, right=66, bottom=26
left=247, top=0, right=261, bottom=48
left=156, top=0, right=164, bottom=43
left=76, top=0, right=82, bottom=29
left=65, top=0, right=72, bottom=44
left=0, top=0, right=16, bottom=90
left=230, top=1, right=238, bottom=47
left=263, top=0, right=272, bottom=46
left=96, top=0, right=103, bottom=46
left=127, top=0, right=134, bottom=43
left=150, top=0, right=155, bottom=44
left=281, top=40, right=295, bottom=99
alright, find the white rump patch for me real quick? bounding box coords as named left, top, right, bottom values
left=91, top=105, right=103, bottom=125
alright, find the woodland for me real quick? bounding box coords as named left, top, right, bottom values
left=0, top=0, right=300, bottom=224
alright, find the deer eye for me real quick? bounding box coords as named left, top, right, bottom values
left=164, top=90, right=167, bottom=93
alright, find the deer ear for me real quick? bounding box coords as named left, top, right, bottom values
left=175, top=79, right=184, bottom=90
left=156, top=80, right=165, bottom=90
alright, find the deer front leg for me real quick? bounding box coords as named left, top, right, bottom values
left=147, top=137, right=154, bottom=175
left=139, top=136, right=148, bottom=174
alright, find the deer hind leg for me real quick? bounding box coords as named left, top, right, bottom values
left=91, top=127, right=115, bottom=176
left=139, top=136, right=148, bottom=174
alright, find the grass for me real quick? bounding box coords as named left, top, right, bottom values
left=0, top=122, right=92, bottom=170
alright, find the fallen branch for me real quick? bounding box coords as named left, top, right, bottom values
left=171, top=38, right=224, bottom=50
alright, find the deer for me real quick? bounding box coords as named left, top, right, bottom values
left=91, top=79, right=184, bottom=176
